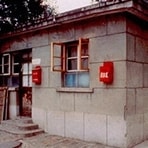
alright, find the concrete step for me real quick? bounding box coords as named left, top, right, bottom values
left=1, top=117, right=33, bottom=125
left=0, top=117, right=44, bottom=138
left=7, top=128, right=44, bottom=137
left=17, top=123, right=39, bottom=131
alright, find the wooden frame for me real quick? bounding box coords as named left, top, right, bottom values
left=51, top=38, right=89, bottom=72
left=0, top=87, right=8, bottom=122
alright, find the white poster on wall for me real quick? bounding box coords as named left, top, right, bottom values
left=32, top=58, right=41, bottom=65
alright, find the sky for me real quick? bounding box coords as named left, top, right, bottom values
left=48, top=0, right=93, bottom=13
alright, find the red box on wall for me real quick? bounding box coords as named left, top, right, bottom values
left=99, top=62, right=114, bottom=84
left=32, top=66, right=42, bottom=85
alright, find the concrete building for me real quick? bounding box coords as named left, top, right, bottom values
left=0, top=0, right=148, bottom=147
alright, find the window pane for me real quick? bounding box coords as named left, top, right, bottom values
left=23, top=76, right=28, bottom=87
left=81, top=45, right=88, bottom=56
left=64, top=73, right=76, bottom=87
left=3, top=55, right=9, bottom=64
left=29, top=63, right=32, bottom=74
left=68, top=59, right=77, bottom=70
left=23, top=63, right=29, bottom=74
left=0, top=56, right=2, bottom=65
left=14, top=65, right=20, bottom=74
left=78, top=72, right=89, bottom=87
left=81, top=58, right=88, bottom=69
left=12, top=76, right=19, bottom=87
left=29, top=76, right=32, bottom=87
left=4, top=65, right=9, bottom=73
left=0, top=66, right=2, bottom=74
left=14, top=54, right=20, bottom=63
left=67, top=45, right=77, bottom=57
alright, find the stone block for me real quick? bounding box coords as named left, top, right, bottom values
left=144, top=64, right=148, bottom=87
left=84, top=113, right=107, bottom=144
left=47, top=111, right=65, bottom=136
left=65, top=112, right=84, bottom=140
left=49, top=26, right=75, bottom=43
left=89, top=34, right=126, bottom=63
left=127, top=34, right=135, bottom=61
left=144, top=113, right=148, bottom=140
left=135, top=37, right=148, bottom=63
left=136, top=88, right=148, bottom=114
left=127, top=114, right=144, bottom=148
left=113, top=61, right=126, bottom=88
left=107, top=116, right=127, bottom=148
left=32, top=46, right=50, bottom=67
left=59, top=93, right=75, bottom=112
left=28, top=30, right=49, bottom=47
left=126, top=89, right=136, bottom=116
left=89, top=63, right=102, bottom=88
left=91, top=89, right=126, bottom=115
left=49, top=71, right=61, bottom=87
left=135, top=89, right=144, bottom=114
left=57, top=25, right=75, bottom=42
left=11, top=35, right=29, bottom=51
left=32, top=88, right=60, bottom=111
left=32, top=107, right=47, bottom=130
left=75, top=16, right=106, bottom=39
left=127, top=18, right=141, bottom=37
left=75, top=93, right=92, bottom=113
left=127, top=62, right=143, bottom=88
left=107, top=13, right=126, bottom=34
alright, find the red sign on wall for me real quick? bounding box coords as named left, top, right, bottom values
left=32, top=66, right=42, bottom=85
left=99, top=62, right=114, bottom=84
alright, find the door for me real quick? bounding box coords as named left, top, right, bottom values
left=20, top=50, right=32, bottom=117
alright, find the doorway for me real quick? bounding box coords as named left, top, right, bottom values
left=19, top=50, right=32, bottom=117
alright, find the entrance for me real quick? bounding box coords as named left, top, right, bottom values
left=0, top=49, right=32, bottom=118
left=19, top=50, right=32, bottom=117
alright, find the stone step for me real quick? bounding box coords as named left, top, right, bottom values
left=17, top=123, right=39, bottom=131
left=0, top=122, right=39, bottom=131
left=0, top=117, right=44, bottom=138
left=8, top=128, right=44, bottom=138
left=1, top=117, right=33, bottom=125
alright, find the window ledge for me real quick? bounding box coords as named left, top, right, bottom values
left=56, top=87, right=94, bottom=93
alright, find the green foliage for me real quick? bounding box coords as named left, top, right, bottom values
left=0, top=0, right=55, bottom=34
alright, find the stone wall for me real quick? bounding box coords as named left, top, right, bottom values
left=126, top=17, right=148, bottom=147
left=30, top=13, right=128, bottom=147
left=0, top=10, right=147, bottom=148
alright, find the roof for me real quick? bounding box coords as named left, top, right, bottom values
left=0, top=0, right=148, bottom=39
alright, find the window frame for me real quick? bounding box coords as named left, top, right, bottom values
left=0, top=54, right=11, bottom=76
left=12, top=53, right=21, bottom=75
left=51, top=38, right=89, bottom=73
left=51, top=38, right=89, bottom=88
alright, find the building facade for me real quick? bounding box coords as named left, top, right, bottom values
left=0, top=0, right=148, bottom=147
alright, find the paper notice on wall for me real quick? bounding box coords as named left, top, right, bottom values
left=32, top=58, right=41, bottom=65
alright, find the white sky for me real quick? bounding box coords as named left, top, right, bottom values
left=48, top=0, right=93, bottom=13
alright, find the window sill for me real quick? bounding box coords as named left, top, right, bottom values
left=56, top=87, right=94, bottom=93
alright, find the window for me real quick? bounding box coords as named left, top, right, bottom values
left=0, top=50, right=32, bottom=87
left=12, top=53, right=21, bottom=75
left=22, top=63, right=32, bottom=87
left=22, top=52, right=32, bottom=87
left=51, top=38, right=89, bottom=88
left=0, top=54, right=10, bottom=75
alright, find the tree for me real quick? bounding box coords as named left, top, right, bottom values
left=0, top=0, right=55, bottom=34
